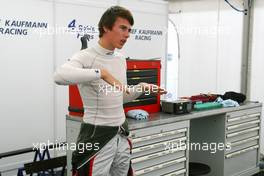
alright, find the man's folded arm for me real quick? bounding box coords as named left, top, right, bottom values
left=54, top=59, right=101, bottom=85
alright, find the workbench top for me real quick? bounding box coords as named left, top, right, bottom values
left=67, top=102, right=262, bottom=130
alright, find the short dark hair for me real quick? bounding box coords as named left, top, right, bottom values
left=98, top=6, right=134, bottom=38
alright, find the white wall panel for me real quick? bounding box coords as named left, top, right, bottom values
left=170, top=0, right=219, bottom=96
left=0, top=0, right=54, bottom=172
left=216, top=0, right=243, bottom=94
left=169, top=0, right=243, bottom=97
left=119, top=0, right=168, bottom=87
left=119, top=0, right=167, bottom=15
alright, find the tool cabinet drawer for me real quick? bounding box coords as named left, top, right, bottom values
left=124, top=97, right=157, bottom=107
left=127, top=76, right=157, bottom=85
left=131, top=128, right=187, bottom=148
left=226, top=107, right=261, bottom=119
left=226, top=108, right=261, bottom=124
left=162, top=169, right=186, bottom=176
left=227, top=113, right=260, bottom=127
left=135, top=157, right=186, bottom=176
left=127, top=69, right=158, bottom=78
left=226, top=119, right=260, bottom=134
left=226, top=127, right=259, bottom=143
left=226, top=136, right=259, bottom=154
left=132, top=149, right=186, bottom=171
left=130, top=121, right=188, bottom=147
left=132, top=136, right=187, bottom=158
left=224, top=146, right=259, bottom=176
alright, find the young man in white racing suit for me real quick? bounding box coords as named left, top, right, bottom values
left=54, top=5, right=166, bottom=176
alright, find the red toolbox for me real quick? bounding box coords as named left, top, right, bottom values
left=68, top=59, right=161, bottom=117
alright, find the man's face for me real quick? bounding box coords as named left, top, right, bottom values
left=104, top=17, right=131, bottom=49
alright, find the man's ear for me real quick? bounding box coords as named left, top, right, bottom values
left=103, top=26, right=109, bottom=33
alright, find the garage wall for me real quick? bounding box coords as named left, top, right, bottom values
left=1, top=0, right=264, bottom=174
left=0, top=0, right=54, bottom=172
left=168, top=0, right=264, bottom=154
left=169, top=0, right=243, bottom=97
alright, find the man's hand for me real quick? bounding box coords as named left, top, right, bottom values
left=100, top=69, right=130, bottom=94
left=139, top=82, right=167, bottom=95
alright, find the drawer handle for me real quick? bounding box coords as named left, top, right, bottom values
left=248, top=113, right=261, bottom=118
left=225, top=145, right=259, bottom=159
left=230, top=136, right=259, bottom=147
left=132, top=144, right=186, bottom=163
left=226, top=127, right=259, bottom=138
left=135, top=157, right=186, bottom=175
left=227, top=120, right=260, bottom=130
left=163, top=169, right=187, bottom=176
left=132, top=128, right=187, bottom=143
left=132, top=137, right=187, bottom=154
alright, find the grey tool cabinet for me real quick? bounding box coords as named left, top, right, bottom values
left=130, top=120, right=189, bottom=176
left=188, top=104, right=262, bottom=176
left=66, top=102, right=262, bottom=176
left=224, top=107, right=261, bottom=176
